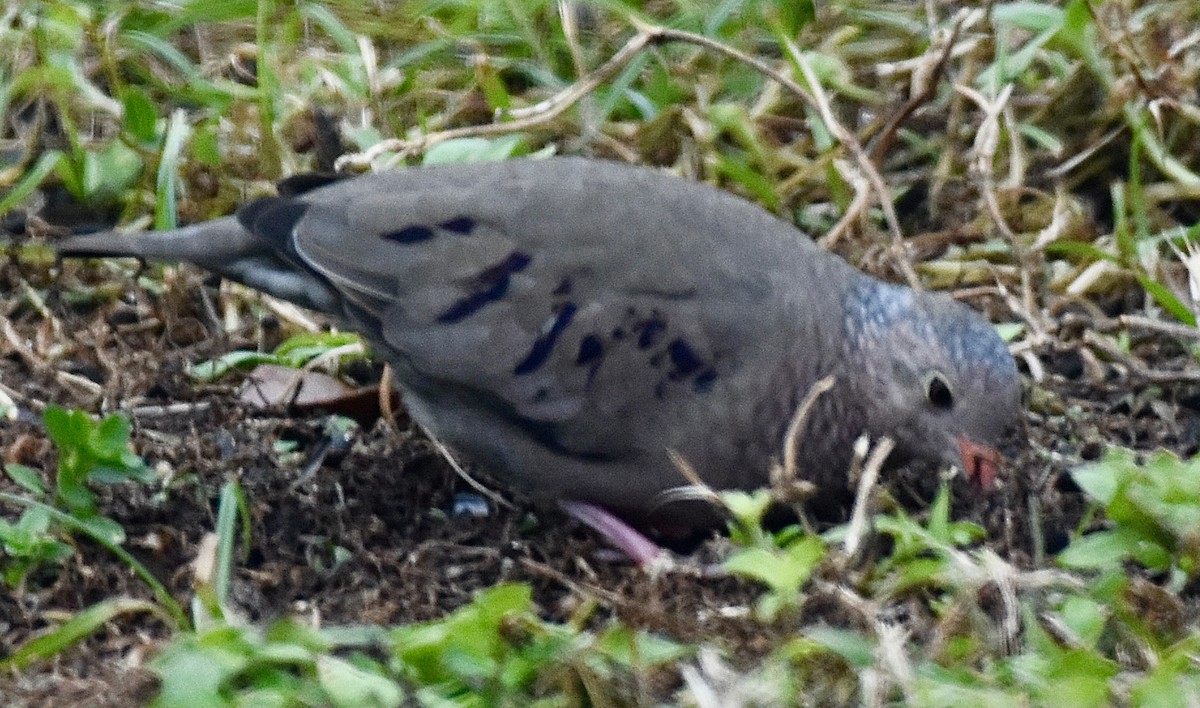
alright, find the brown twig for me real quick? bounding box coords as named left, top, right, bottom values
left=867, top=12, right=969, bottom=165
left=783, top=40, right=920, bottom=287
left=519, top=557, right=626, bottom=607
left=1082, top=329, right=1200, bottom=384
left=378, top=363, right=400, bottom=435
left=426, top=431, right=517, bottom=511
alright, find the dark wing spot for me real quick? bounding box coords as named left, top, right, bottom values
left=576, top=334, right=603, bottom=365
left=439, top=216, right=476, bottom=234
left=693, top=368, right=718, bottom=393
left=553, top=277, right=573, bottom=296
left=636, top=313, right=666, bottom=349
left=437, top=251, right=532, bottom=323
left=514, top=303, right=578, bottom=375
left=474, top=251, right=532, bottom=284
left=611, top=327, right=626, bottom=340
left=382, top=224, right=436, bottom=244
left=667, top=338, right=705, bottom=379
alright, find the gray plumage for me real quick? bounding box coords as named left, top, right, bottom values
left=56, top=157, right=1021, bottom=527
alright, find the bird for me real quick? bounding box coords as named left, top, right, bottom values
left=55, top=157, right=1022, bottom=559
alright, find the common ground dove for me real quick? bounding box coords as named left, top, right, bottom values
left=56, top=157, right=1021, bottom=539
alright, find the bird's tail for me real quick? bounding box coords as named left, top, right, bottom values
left=54, top=217, right=263, bottom=267
left=54, top=218, right=343, bottom=314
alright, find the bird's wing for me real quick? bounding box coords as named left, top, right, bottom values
left=247, top=158, right=817, bottom=460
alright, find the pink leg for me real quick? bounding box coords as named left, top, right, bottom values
left=559, top=500, right=669, bottom=568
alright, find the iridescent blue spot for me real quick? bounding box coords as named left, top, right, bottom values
left=383, top=224, right=435, bottom=244
left=514, top=303, right=578, bottom=375
left=437, top=251, right=532, bottom=323
left=667, top=338, right=704, bottom=378
left=576, top=335, right=603, bottom=365
left=451, top=492, right=490, bottom=518
left=440, top=216, right=476, bottom=234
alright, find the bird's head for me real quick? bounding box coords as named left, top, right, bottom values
left=844, top=281, right=1022, bottom=487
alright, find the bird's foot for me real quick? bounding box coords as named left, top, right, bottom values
left=559, top=500, right=674, bottom=571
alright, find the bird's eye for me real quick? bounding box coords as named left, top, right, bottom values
left=925, top=372, right=954, bottom=409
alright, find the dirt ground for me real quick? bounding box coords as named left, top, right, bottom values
left=3, top=212, right=1200, bottom=705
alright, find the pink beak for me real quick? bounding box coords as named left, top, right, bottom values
left=957, top=436, right=1003, bottom=489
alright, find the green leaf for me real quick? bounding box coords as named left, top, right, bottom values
left=798, top=627, right=876, bottom=667
left=1137, top=274, right=1196, bottom=327
left=155, top=109, right=190, bottom=230
left=390, top=583, right=533, bottom=686
left=79, top=141, right=143, bottom=205
left=151, top=632, right=250, bottom=708
left=1058, top=596, right=1107, bottom=648
left=893, top=557, right=952, bottom=593
left=190, top=119, right=222, bottom=166
left=189, top=351, right=278, bottom=381
left=317, top=655, right=404, bottom=708
left=1035, top=647, right=1119, bottom=707
left=121, top=85, right=158, bottom=143
left=771, top=0, right=816, bottom=36
left=213, top=482, right=251, bottom=606
left=1058, top=528, right=1170, bottom=572
left=4, top=464, right=46, bottom=497
left=724, top=535, right=826, bottom=600
left=994, top=322, right=1026, bottom=343
left=1056, top=0, right=1111, bottom=87
left=74, top=514, right=126, bottom=545
left=721, top=488, right=773, bottom=530
left=422, top=136, right=530, bottom=165
left=93, top=414, right=133, bottom=458
left=1042, top=240, right=1118, bottom=263
left=991, top=2, right=1065, bottom=32
left=1070, top=454, right=1123, bottom=504
left=0, top=151, right=63, bottom=219
left=927, top=483, right=952, bottom=542
left=714, top=153, right=779, bottom=211
left=597, top=625, right=691, bottom=666
left=2, top=598, right=165, bottom=670
left=298, top=3, right=360, bottom=53
left=43, top=406, right=83, bottom=450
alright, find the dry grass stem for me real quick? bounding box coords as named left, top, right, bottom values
left=1083, top=330, right=1200, bottom=383
left=777, top=375, right=837, bottom=485
left=427, top=432, right=516, bottom=511
left=818, top=159, right=872, bottom=248
left=843, top=436, right=895, bottom=561
left=868, top=10, right=976, bottom=166
left=378, top=363, right=400, bottom=435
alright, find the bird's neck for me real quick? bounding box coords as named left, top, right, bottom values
left=807, top=277, right=912, bottom=475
